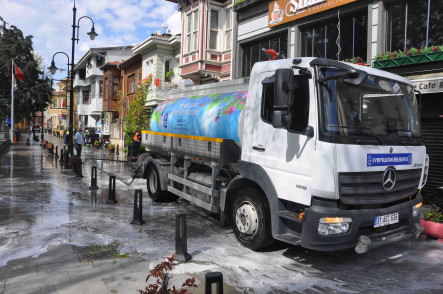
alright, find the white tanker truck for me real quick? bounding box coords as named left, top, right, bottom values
left=140, top=58, right=427, bottom=253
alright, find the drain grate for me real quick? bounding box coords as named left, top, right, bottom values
left=72, top=242, right=119, bottom=262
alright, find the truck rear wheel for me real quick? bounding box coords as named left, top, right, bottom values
left=147, top=165, right=164, bottom=202
left=231, top=188, right=273, bottom=250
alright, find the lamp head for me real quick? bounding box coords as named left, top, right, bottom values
left=87, top=27, right=98, bottom=40
left=48, top=61, right=58, bottom=75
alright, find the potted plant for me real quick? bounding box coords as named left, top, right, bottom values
left=165, top=69, right=174, bottom=82
left=420, top=204, right=443, bottom=242
left=108, top=143, right=115, bottom=153
left=373, top=45, right=443, bottom=68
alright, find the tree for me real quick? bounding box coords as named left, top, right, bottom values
left=0, top=17, right=52, bottom=124
left=124, top=84, right=151, bottom=148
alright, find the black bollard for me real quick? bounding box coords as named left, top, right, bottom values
left=117, top=144, right=119, bottom=155
left=75, top=158, right=83, bottom=178
left=106, top=175, right=117, bottom=204
left=175, top=211, right=192, bottom=262
left=26, top=138, right=30, bottom=146
left=130, top=189, right=145, bottom=225
left=89, top=166, right=99, bottom=190
left=55, top=146, right=59, bottom=158
left=59, top=148, right=64, bottom=163
left=205, top=272, right=223, bottom=294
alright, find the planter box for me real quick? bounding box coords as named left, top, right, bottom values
left=373, top=51, right=443, bottom=69
left=420, top=219, right=443, bottom=241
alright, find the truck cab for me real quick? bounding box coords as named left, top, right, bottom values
left=142, top=57, right=427, bottom=253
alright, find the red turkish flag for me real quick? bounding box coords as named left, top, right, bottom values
left=154, top=78, right=160, bottom=87
left=14, top=63, right=24, bottom=81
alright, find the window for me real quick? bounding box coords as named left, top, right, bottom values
left=164, top=60, right=171, bottom=82
left=241, top=33, right=287, bottom=77
left=209, top=10, right=219, bottom=50
left=99, top=81, right=103, bottom=96
left=96, top=54, right=105, bottom=67
left=78, top=68, right=86, bottom=79
left=82, top=91, right=90, bottom=104
left=128, top=74, right=135, bottom=93
left=301, top=11, right=367, bottom=61
left=104, top=77, right=108, bottom=100
left=225, top=9, right=232, bottom=50
left=387, top=0, right=443, bottom=52
left=261, top=75, right=310, bottom=132
left=186, top=10, right=199, bottom=53
left=146, top=59, right=153, bottom=76
left=113, top=76, right=120, bottom=99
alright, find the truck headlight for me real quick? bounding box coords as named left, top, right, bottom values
left=318, top=217, right=352, bottom=235
left=412, top=202, right=422, bottom=217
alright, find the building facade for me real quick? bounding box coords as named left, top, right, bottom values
left=47, top=79, right=70, bottom=137
left=233, top=0, right=443, bottom=202
left=132, top=33, right=181, bottom=109
left=73, top=46, right=134, bottom=131
left=170, top=0, right=233, bottom=84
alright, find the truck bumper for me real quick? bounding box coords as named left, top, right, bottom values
left=300, top=193, right=423, bottom=252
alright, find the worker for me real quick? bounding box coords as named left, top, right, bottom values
left=131, top=131, right=142, bottom=162
left=63, top=130, right=70, bottom=148
left=84, top=129, right=90, bottom=147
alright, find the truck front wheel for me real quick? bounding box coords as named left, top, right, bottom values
left=146, top=165, right=164, bottom=202
left=231, top=188, right=273, bottom=250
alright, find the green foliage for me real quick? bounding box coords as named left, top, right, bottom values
left=0, top=17, right=52, bottom=123
left=165, top=69, right=174, bottom=79
left=234, top=0, right=247, bottom=6
left=374, top=45, right=443, bottom=61
left=424, top=205, right=443, bottom=223
left=124, top=86, right=151, bottom=148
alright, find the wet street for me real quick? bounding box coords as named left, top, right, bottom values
left=0, top=134, right=443, bottom=294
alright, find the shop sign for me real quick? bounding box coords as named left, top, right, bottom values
left=269, top=0, right=358, bottom=27
left=411, top=78, right=443, bottom=94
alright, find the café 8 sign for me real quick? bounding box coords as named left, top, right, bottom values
left=269, top=0, right=358, bottom=27
left=411, top=78, right=443, bottom=94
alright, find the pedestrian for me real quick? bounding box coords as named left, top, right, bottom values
left=131, top=130, right=142, bottom=162
left=63, top=130, right=70, bottom=148
left=74, top=128, right=84, bottom=157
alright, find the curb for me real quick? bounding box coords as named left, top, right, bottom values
left=0, top=139, right=10, bottom=154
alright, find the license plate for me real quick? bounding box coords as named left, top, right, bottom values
left=374, top=213, right=399, bottom=228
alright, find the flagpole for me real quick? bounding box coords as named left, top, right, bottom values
left=10, top=59, right=14, bottom=144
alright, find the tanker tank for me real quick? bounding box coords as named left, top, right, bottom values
left=150, top=91, right=247, bottom=143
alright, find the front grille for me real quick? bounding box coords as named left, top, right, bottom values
left=339, top=169, right=421, bottom=205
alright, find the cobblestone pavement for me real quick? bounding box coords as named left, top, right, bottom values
left=0, top=134, right=442, bottom=294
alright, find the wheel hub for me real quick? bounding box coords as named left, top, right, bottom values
left=235, top=202, right=258, bottom=235
left=149, top=170, right=157, bottom=192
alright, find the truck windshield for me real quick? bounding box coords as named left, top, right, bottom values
left=318, top=68, right=422, bottom=145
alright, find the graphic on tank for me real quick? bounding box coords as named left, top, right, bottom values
left=151, top=91, right=248, bottom=142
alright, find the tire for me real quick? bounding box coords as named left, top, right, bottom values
left=146, top=165, right=164, bottom=202
left=231, top=188, right=273, bottom=250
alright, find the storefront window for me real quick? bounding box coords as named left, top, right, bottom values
left=387, top=0, right=443, bottom=51
left=301, top=11, right=367, bottom=61
left=241, top=33, right=287, bottom=77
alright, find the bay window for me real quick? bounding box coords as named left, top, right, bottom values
left=225, top=9, right=232, bottom=50
left=209, top=9, right=219, bottom=50
left=186, top=9, right=199, bottom=53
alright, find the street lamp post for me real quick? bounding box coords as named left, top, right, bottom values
left=48, top=1, right=97, bottom=158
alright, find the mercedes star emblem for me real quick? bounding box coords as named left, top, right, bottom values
left=382, top=167, right=396, bottom=191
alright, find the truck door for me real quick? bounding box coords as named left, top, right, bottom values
left=249, top=71, right=315, bottom=206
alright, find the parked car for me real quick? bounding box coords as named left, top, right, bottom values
left=32, top=125, right=41, bottom=133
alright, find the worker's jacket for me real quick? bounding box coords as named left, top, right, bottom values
left=133, top=133, right=141, bottom=142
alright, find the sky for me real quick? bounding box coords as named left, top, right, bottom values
left=0, top=0, right=181, bottom=80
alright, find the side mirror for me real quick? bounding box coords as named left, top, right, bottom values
left=304, top=126, right=314, bottom=138
left=273, top=68, right=294, bottom=129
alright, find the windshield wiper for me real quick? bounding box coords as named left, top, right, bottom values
left=387, top=129, right=423, bottom=145
left=329, top=125, right=384, bottom=145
